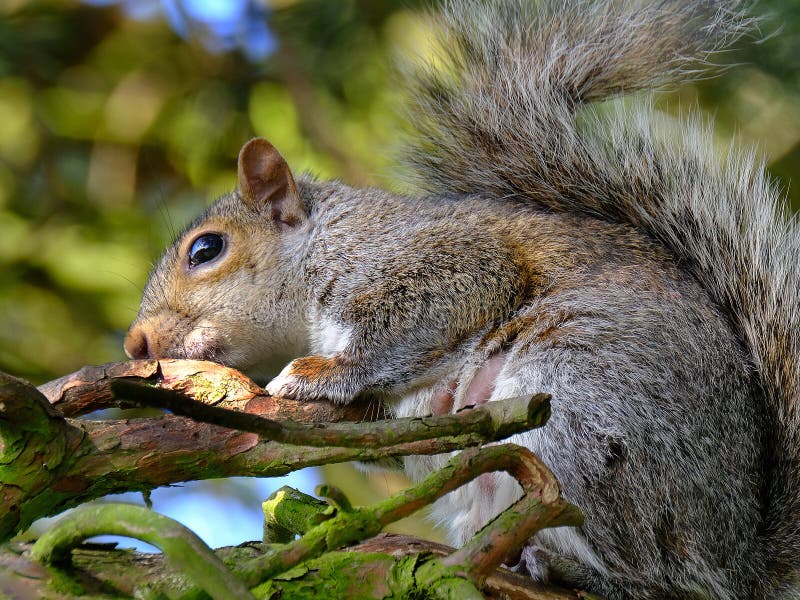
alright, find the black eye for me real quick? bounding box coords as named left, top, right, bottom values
left=188, top=233, right=224, bottom=268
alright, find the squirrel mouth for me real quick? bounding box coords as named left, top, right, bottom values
left=170, top=321, right=227, bottom=363
left=179, top=335, right=224, bottom=363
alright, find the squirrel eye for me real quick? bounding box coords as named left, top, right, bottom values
left=188, top=233, right=225, bottom=268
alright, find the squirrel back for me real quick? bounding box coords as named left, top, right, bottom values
left=403, top=0, right=799, bottom=594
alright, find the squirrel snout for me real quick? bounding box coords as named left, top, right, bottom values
left=124, top=326, right=151, bottom=360
left=123, top=319, right=221, bottom=362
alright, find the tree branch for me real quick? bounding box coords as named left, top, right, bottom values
left=350, top=534, right=593, bottom=600
left=31, top=503, right=255, bottom=600
left=0, top=536, right=589, bottom=599
left=39, top=359, right=384, bottom=422
left=109, top=378, right=550, bottom=449
left=27, top=445, right=582, bottom=599
left=0, top=368, right=550, bottom=541
left=3, top=362, right=589, bottom=598
left=249, top=444, right=581, bottom=591
left=0, top=374, right=82, bottom=540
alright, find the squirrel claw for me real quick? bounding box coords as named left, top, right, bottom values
left=266, top=363, right=301, bottom=399
left=266, top=355, right=353, bottom=402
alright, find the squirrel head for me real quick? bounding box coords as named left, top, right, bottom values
left=124, top=138, right=310, bottom=377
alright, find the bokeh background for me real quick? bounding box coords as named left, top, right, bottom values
left=2, top=0, right=798, bottom=550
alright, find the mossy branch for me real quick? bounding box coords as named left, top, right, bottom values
left=27, top=445, right=581, bottom=598
left=2, top=536, right=590, bottom=599
left=1, top=362, right=589, bottom=598
left=31, top=503, right=255, bottom=600
left=109, top=378, right=550, bottom=448
left=247, top=444, right=582, bottom=591
left=0, top=366, right=549, bottom=542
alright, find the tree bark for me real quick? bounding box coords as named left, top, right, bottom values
left=1, top=536, right=592, bottom=600
left=0, top=360, right=592, bottom=599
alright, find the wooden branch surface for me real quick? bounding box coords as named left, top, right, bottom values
left=0, top=536, right=586, bottom=600
left=1, top=363, right=549, bottom=541
left=354, top=535, right=589, bottom=600
left=249, top=445, right=581, bottom=595
left=0, top=361, right=585, bottom=599
left=39, top=358, right=385, bottom=422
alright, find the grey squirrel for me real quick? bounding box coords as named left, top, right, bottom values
left=123, top=0, right=800, bottom=598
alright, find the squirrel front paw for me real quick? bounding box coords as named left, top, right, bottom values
left=265, top=361, right=303, bottom=399
left=266, top=355, right=357, bottom=403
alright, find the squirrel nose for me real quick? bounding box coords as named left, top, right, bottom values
left=124, top=326, right=151, bottom=359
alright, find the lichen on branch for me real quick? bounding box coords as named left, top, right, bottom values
left=0, top=361, right=587, bottom=598
left=27, top=444, right=581, bottom=598
left=0, top=363, right=549, bottom=543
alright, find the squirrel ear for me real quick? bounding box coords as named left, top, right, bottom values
left=237, top=137, right=306, bottom=227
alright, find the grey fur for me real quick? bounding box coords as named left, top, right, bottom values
left=403, top=1, right=799, bottom=596
left=126, top=1, right=799, bottom=598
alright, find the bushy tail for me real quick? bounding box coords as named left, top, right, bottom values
left=405, top=0, right=800, bottom=594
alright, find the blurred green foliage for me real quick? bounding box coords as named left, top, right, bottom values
left=0, top=0, right=797, bottom=384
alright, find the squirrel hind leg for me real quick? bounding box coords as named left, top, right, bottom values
left=522, top=546, right=648, bottom=600
left=457, top=351, right=507, bottom=410
left=428, top=350, right=507, bottom=416
left=521, top=545, right=597, bottom=588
